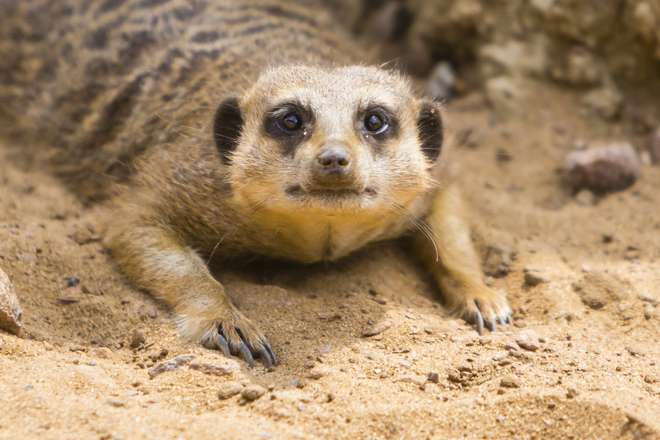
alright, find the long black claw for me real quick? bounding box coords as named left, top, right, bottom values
left=215, top=335, right=230, bottom=357
left=237, top=343, right=254, bottom=368
left=262, top=339, right=278, bottom=367
left=256, top=345, right=273, bottom=368
left=498, top=316, right=508, bottom=331
left=489, top=318, right=497, bottom=333
left=476, top=311, right=485, bottom=335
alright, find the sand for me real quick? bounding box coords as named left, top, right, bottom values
left=1, top=84, right=659, bottom=440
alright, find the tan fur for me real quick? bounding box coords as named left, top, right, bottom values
left=2, top=0, right=511, bottom=366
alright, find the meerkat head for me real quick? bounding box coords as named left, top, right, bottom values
left=213, top=65, right=443, bottom=215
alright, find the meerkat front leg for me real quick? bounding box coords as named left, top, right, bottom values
left=414, top=184, right=512, bottom=334
left=105, top=223, right=276, bottom=368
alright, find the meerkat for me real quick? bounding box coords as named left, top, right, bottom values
left=1, top=0, right=511, bottom=367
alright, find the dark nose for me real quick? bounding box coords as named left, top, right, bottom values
left=316, top=149, right=351, bottom=171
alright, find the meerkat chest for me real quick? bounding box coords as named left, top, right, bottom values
left=243, top=209, right=405, bottom=263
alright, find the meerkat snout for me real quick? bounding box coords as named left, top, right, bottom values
left=314, top=143, right=353, bottom=184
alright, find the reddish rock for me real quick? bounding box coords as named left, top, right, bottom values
left=148, top=354, right=196, bottom=379
left=564, top=142, right=640, bottom=194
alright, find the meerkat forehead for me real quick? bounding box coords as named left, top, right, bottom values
left=243, top=65, right=416, bottom=115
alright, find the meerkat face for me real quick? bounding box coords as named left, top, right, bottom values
left=213, top=66, right=443, bottom=216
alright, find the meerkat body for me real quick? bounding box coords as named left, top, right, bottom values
left=1, top=0, right=511, bottom=367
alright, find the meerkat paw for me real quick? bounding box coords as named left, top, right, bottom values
left=181, top=308, right=277, bottom=368
left=451, top=285, right=512, bottom=335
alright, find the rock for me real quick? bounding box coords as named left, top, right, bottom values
left=651, top=128, right=660, bottom=165
left=447, top=369, right=463, bottom=383
left=130, top=329, right=146, bottom=349
left=582, top=86, right=623, bottom=120
left=107, top=399, right=125, bottom=407
left=218, top=382, right=243, bottom=400
left=426, top=61, right=457, bottom=102
left=71, top=227, right=92, bottom=245
left=189, top=362, right=236, bottom=377
left=146, top=307, right=157, bottom=319
left=88, top=348, right=114, bottom=359
left=644, top=375, right=659, bottom=384
left=308, top=365, right=334, bottom=380
left=504, top=341, right=520, bottom=351
left=480, top=39, right=547, bottom=78
left=626, top=344, right=646, bottom=357
left=485, top=76, right=528, bottom=118
left=574, top=189, right=596, bottom=206
left=148, top=348, right=169, bottom=362
left=427, top=372, right=439, bottom=383
left=551, top=47, right=603, bottom=87
left=0, top=265, right=22, bottom=336
left=563, top=142, right=640, bottom=194
left=483, top=243, right=513, bottom=278
left=515, top=330, right=540, bottom=351
left=242, top=384, right=266, bottom=402
left=573, top=272, right=630, bottom=310
left=362, top=320, right=392, bottom=337
left=148, top=354, right=196, bottom=379
left=500, top=375, right=521, bottom=388
left=633, top=2, right=658, bottom=42
left=456, top=361, right=473, bottom=372
left=524, top=271, right=551, bottom=286
left=566, top=388, right=578, bottom=399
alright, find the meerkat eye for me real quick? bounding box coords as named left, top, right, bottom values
left=364, top=113, right=388, bottom=134
left=277, top=112, right=303, bottom=132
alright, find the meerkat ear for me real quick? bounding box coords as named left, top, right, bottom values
left=417, top=100, right=443, bottom=163
left=213, top=97, right=244, bottom=164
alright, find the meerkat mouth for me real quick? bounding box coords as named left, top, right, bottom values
left=285, top=185, right=377, bottom=201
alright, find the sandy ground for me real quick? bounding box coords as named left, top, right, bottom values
left=1, top=83, right=659, bottom=439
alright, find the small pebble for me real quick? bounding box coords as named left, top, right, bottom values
left=130, top=329, right=145, bottom=349
left=72, top=228, right=92, bottom=245
left=566, top=388, right=578, bottom=398
left=146, top=308, right=157, bottom=319
left=626, top=344, right=647, bottom=357
left=515, top=330, right=541, bottom=351
left=326, top=392, right=336, bottom=402
left=67, top=275, right=80, bottom=287
left=574, top=189, right=596, bottom=206
left=524, top=271, right=551, bottom=286
left=447, top=370, right=463, bottom=383
left=427, top=372, right=439, bottom=383
left=483, top=243, right=513, bottom=278
left=308, top=365, right=334, bottom=380
left=504, top=341, right=520, bottom=351
left=147, top=354, right=196, bottom=379
left=456, top=361, right=472, bottom=372
left=362, top=320, right=392, bottom=337
left=500, top=375, right=521, bottom=388
left=107, top=399, right=125, bottom=407
left=242, top=384, right=266, bottom=402
left=218, top=382, right=243, bottom=400
left=89, top=348, right=114, bottom=359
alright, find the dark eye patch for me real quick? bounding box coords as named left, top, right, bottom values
left=359, top=104, right=397, bottom=146
left=264, top=102, right=313, bottom=155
